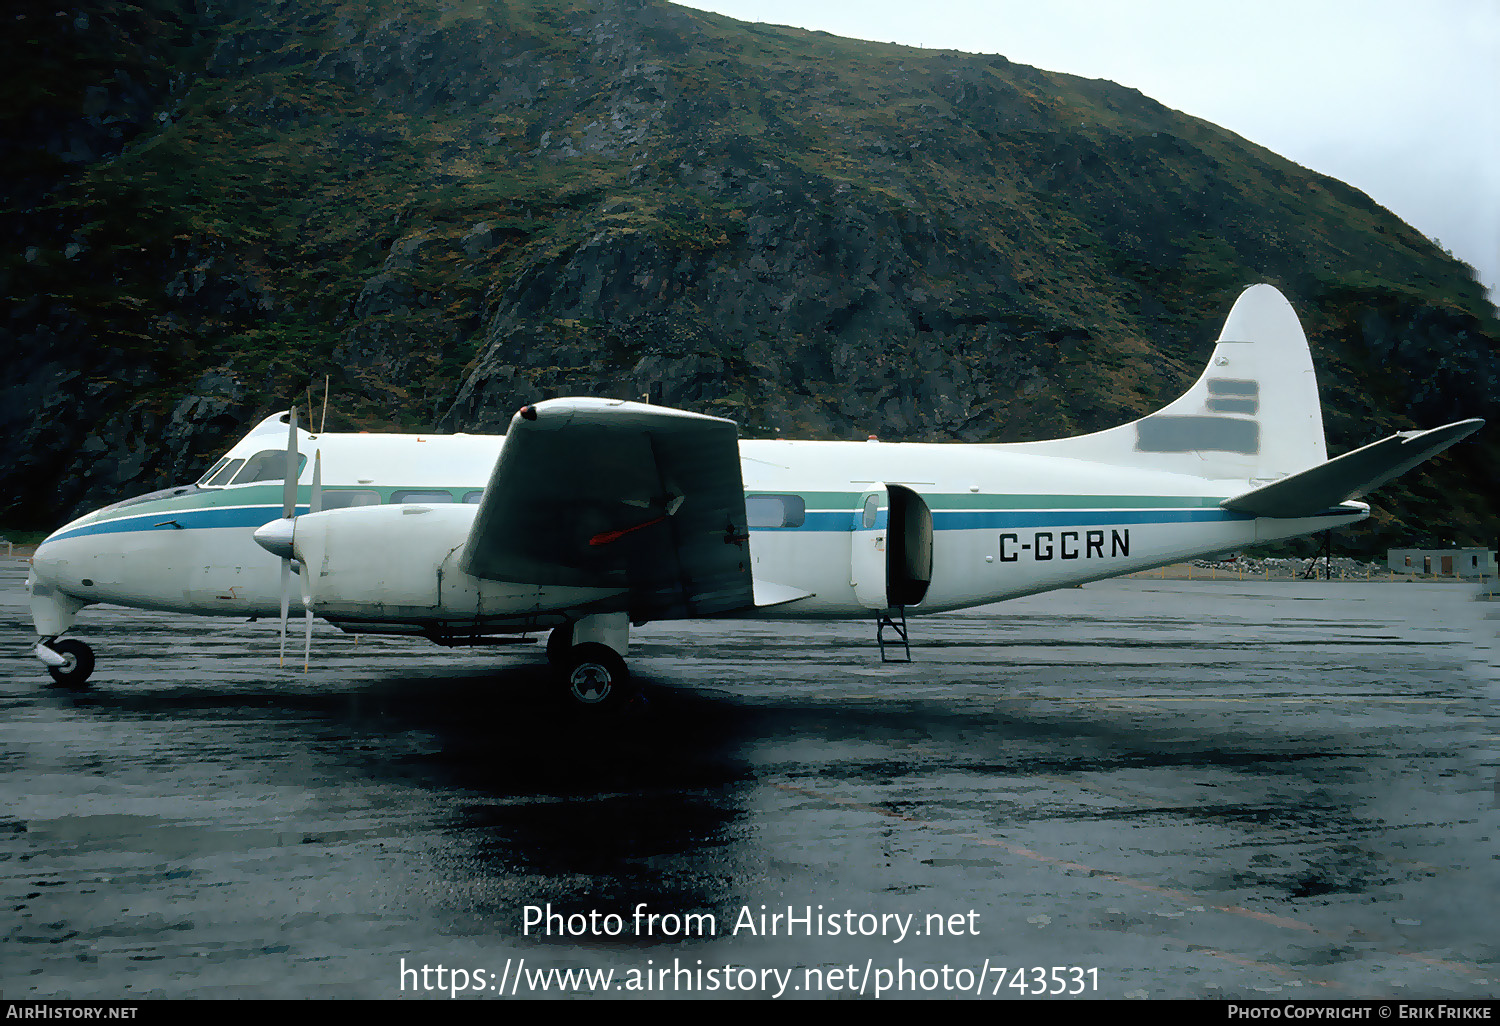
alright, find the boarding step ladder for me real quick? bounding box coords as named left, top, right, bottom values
left=877, top=607, right=911, bottom=663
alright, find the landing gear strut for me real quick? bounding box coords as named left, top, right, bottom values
left=36, top=638, right=95, bottom=688
left=545, top=622, right=574, bottom=668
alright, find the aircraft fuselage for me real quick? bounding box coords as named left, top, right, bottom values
left=28, top=425, right=1365, bottom=636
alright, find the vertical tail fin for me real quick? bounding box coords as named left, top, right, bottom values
left=1000, top=284, right=1327, bottom=482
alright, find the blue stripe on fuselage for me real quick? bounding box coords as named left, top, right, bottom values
left=752, top=507, right=1256, bottom=532
left=46, top=500, right=1344, bottom=545
left=45, top=505, right=300, bottom=543
left=931, top=507, right=1256, bottom=530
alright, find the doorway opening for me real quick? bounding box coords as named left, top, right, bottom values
left=886, top=485, right=932, bottom=607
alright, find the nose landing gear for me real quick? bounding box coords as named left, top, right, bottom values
left=35, top=638, right=96, bottom=688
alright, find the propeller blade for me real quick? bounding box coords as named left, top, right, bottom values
left=299, top=448, right=323, bottom=672
left=274, top=406, right=303, bottom=669
left=302, top=605, right=314, bottom=673
left=278, top=558, right=291, bottom=667
left=282, top=405, right=299, bottom=519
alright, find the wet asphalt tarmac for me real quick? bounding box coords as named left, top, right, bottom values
left=2, top=559, right=1497, bottom=1000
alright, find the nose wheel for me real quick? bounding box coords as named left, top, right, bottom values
left=39, top=638, right=95, bottom=688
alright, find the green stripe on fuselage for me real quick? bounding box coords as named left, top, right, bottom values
left=764, top=491, right=1226, bottom=510
left=68, top=484, right=477, bottom=527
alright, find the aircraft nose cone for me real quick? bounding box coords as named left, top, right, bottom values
left=29, top=537, right=62, bottom=582
left=253, top=518, right=295, bottom=560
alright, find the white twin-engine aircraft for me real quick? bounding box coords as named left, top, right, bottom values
left=27, top=285, right=1482, bottom=707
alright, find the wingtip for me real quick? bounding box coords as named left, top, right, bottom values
left=1423, top=417, right=1483, bottom=442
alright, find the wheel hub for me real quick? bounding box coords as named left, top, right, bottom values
left=569, top=663, right=613, bottom=703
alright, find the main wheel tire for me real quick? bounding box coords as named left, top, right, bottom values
left=559, top=642, right=632, bottom=709
left=545, top=623, right=574, bottom=668
left=46, top=638, right=95, bottom=688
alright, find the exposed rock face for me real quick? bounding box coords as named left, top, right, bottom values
left=442, top=194, right=1045, bottom=442
left=3, top=0, right=1495, bottom=552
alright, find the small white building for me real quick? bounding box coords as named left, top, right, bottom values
left=1387, top=548, right=1497, bottom=577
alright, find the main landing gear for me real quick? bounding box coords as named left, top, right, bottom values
left=545, top=614, right=634, bottom=711
left=35, top=637, right=96, bottom=688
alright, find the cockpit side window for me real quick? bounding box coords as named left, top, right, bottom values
left=229, top=450, right=307, bottom=485
left=202, top=458, right=246, bottom=487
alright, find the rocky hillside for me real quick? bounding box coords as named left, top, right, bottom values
left=3, top=0, right=1495, bottom=554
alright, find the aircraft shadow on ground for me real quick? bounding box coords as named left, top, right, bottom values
left=44, top=653, right=1370, bottom=789
left=36, top=657, right=1389, bottom=904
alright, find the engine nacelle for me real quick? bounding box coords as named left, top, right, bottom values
left=291, top=504, right=622, bottom=624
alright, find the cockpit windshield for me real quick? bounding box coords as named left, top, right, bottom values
left=200, top=459, right=244, bottom=487
left=196, top=451, right=306, bottom=488
left=231, top=450, right=307, bottom=485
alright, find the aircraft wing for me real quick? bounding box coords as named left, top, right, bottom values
left=1221, top=418, right=1483, bottom=518
left=459, top=398, right=755, bottom=620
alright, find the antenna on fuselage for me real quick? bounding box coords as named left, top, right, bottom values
left=320, top=374, right=329, bottom=435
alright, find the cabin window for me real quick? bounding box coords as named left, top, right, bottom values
left=203, top=458, right=246, bottom=487
left=321, top=490, right=380, bottom=510
left=861, top=495, right=879, bottom=529
left=230, top=450, right=307, bottom=485
left=463, top=491, right=484, bottom=504
left=391, top=489, right=454, bottom=504
left=746, top=494, right=806, bottom=529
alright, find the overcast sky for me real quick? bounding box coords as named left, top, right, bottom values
left=672, top=0, right=1500, bottom=302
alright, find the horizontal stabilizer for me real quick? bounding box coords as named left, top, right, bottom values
left=1221, top=419, right=1483, bottom=518
left=753, top=578, right=814, bottom=608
